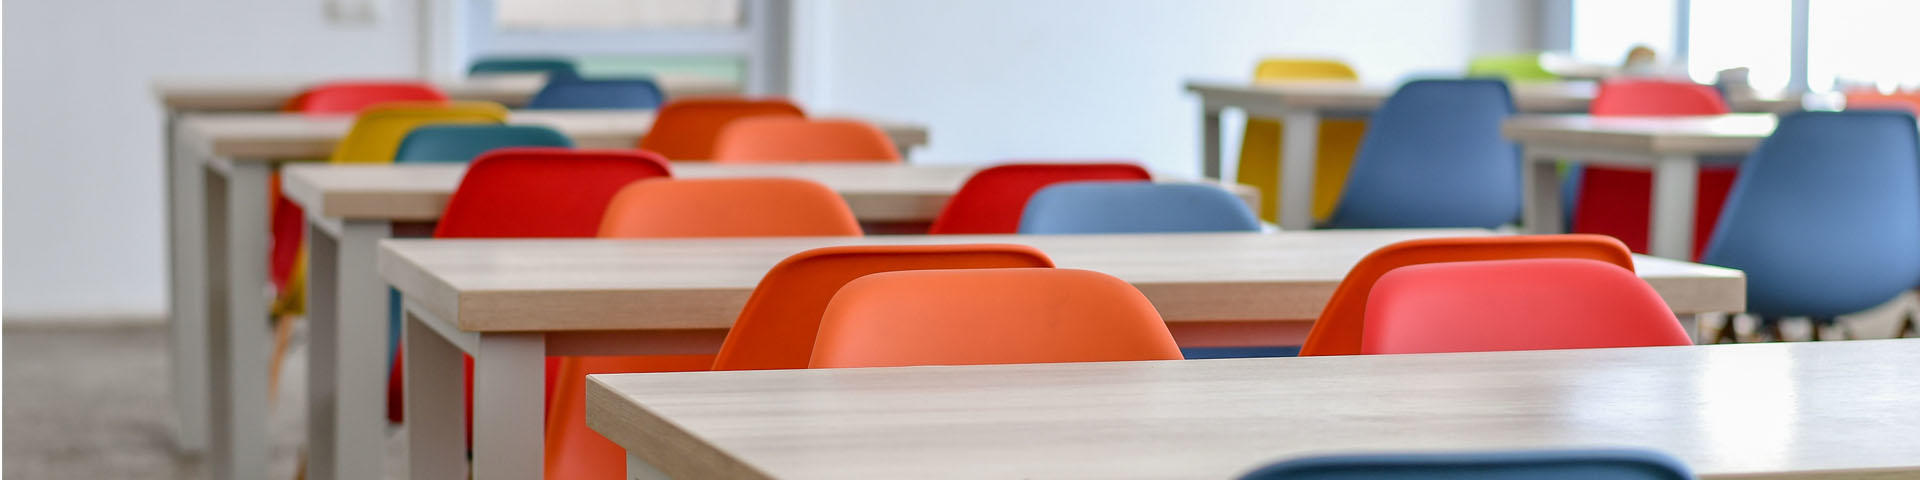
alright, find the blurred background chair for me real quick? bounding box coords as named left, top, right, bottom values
left=1569, top=79, right=1736, bottom=260
left=1324, top=79, right=1519, bottom=229
left=637, top=97, right=805, bottom=160
left=1467, top=52, right=1561, bottom=82
left=1361, top=258, right=1689, bottom=354
left=1233, top=58, right=1369, bottom=223
left=1240, top=448, right=1693, bottom=480
left=712, top=117, right=901, bottom=162
left=468, top=56, right=580, bottom=81
left=930, top=162, right=1152, bottom=234
left=526, top=78, right=665, bottom=109
left=1019, top=182, right=1259, bottom=234
left=393, top=124, right=573, bottom=163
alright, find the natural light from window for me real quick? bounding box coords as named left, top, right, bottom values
left=1687, top=0, right=1792, bottom=93
left=1571, top=0, right=1677, bottom=66
left=1808, top=0, right=1920, bottom=92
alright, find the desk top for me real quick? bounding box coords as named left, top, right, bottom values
left=376, top=231, right=1744, bottom=332
left=1502, top=113, right=1777, bottom=155
left=587, top=339, right=1920, bottom=480
left=282, top=163, right=1247, bottom=223
left=1185, top=80, right=1801, bottom=114
left=178, top=111, right=929, bottom=160
left=152, top=74, right=741, bottom=111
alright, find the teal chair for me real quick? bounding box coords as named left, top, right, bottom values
left=527, top=78, right=665, bottom=110
left=1240, top=449, right=1693, bottom=480
left=469, top=56, right=579, bottom=80
left=394, top=125, right=574, bottom=163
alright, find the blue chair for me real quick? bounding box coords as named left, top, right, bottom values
left=1018, top=182, right=1261, bottom=234
left=1240, top=449, right=1694, bottom=480
left=394, top=125, right=574, bottom=164
left=1326, top=79, right=1520, bottom=228
left=527, top=78, right=665, bottom=110
left=1700, top=111, right=1920, bottom=340
left=469, top=56, right=579, bottom=81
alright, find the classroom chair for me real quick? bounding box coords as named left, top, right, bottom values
left=468, top=56, right=580, bottom=81
left=1466, top=53, right=1560, bottom=82
left=526, top=77, right=665, bottom=109
left=712, top=117, right=901, bottom=162
left=1700, top=111, right=1920, bottom=341
left=596, top=177, right=861, bottom=238
left=1018, top=182, right=1260, bottom=234
left=1844, top=90, right=1920, bottom=113
left=809, top=268, right=1184, bottom=368
left=637, top=97, right=805, bottom=160
left=392, top=124, right=573, bottom=163
left=1571, top=79, right=1736, bottom=259
left=929, top=162, right=1153, bottom=234
left=1361, top=258, right=1690, bottom=354
left=1234, top=58, right=1369, bottom=222
left=1324, top=79, right=1519, bottom=228
left=284, top=81, right=448, bottom=115
left=1298, top=234, right=1635, bottom=356
left=1239, top=448, right=1693, bottom=480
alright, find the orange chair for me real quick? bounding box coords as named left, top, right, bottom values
left=1845, top=90, right=1920, bottom=113
left=1298, top=235, right=1636, bottom=356
left=597, top=177, right=862, bottom=238
left=1361, top=258, right=1690, bottom=354
left=711, top=117, right=901, bottom=163
left=637, top=97, right=806, bottom=160
left=809, top=268, right=1185, bottom=368
left=928, top=162, right=1154, bottom=234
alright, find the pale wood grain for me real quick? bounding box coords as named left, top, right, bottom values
left=375, top=231, right=1745, bottom=332
left=178, top=111, right=929, bottom=160
left=586, top=339, right=1920, bottom=480
left=1503, top=114, right=1779, bottom=155
left=1185, top=80, right=1801, bottom=114
left=152, top=74, right=741, bottom=111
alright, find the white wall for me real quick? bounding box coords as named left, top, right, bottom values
left=2, top=0, right=421, bottom=319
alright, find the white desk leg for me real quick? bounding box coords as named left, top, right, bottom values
left=1277, top=110, right=1321, bottom=230
left=206, top=161, right=271, bottom=480
left=1649, top=154, right=1700, bottom=259
left=627, top=451, right=672, bottom=480
left=472, top=332, right=547, bottom=480
left=307, top=220, right=392, bottom=480
left=405, top=307, right=468, bottom=479
left=1201, top=107, right=1223, bottom=180
left=166, top=110, right=210, bottom=453
left=1520, top=148, right=1564, bottom=234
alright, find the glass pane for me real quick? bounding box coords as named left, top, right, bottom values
left=1687, top=0, right=1792, bottom=92
left=1572, top=0, right=1679, bottom=67
left=496, top=0, right=742, bottom=31
left=1808, top=0, right=1920, bottom=92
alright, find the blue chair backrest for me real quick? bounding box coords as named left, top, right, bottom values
left=469, top=57, right=579, bottom=81
left=1239, top=449, right=1694, bottom=480
left=393, top=125, right=574, bottom=164
left=1018, top=181, right=1261, bottom=234
left=527, top=78, right=665, bottom=110
left=1700, top=110, right=1920, bottom=316
left=1328, top=79, right=1520, bottom=228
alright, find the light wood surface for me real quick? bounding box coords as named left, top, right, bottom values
left=1185, top=80, right=1802, bottom=114
left=1503, top=113, right=1778, bottom=155
left=586, top=339, right=1920, bottom=480
left=376, top=231, right=1745, bottom=333
left=179, top=111, right=929, bottom=160
left=152, top=74, right=740, bottom=111
left=282, top=163, right=1252, bottom=223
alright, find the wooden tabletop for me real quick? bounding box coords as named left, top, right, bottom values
left=376, top=231, right=1745, bottom=332
left=1185, top=80, right=1801, bottom=114
left=152, top=73, right=741, bottom=111
left=283, top=163, right=1248, bottom=223
left=586, top=339, right=1920, bottom=480
left=1502, top=113, right=1777, bottom=155
left=177, top=111, right=929, bottom=160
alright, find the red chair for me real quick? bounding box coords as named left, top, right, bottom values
left=1573, top=80, right=1735, bottom=260
left=1361, top=258, right=1691, bottom=354
left=636, top=97, right=805, bottom=160
left=284, top=81, right=448, bottom=115
left=928, top=162, right=1154, bottom=234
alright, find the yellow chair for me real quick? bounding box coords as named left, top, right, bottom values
left=1234, top=58, right=1368, bottom=222
left=328, top=101, right=511, bottom=163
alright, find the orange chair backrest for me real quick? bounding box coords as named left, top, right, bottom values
left=809, top=268, right=1184, bottom=368
left=287, top=81, right=448, bottom=115
left=1845, top=91, right=1920, bottom=114
left=1361, top=258, right=1689, bottom=354
left=597, top=177, right=863, bottom=238
left=711, top=244, right=1057, bottom=371
left=711, top=117, right=901, bottom=163
left=637, top=97, right=806, bottom=160
left=1298, top=234, right=1636, bottom=356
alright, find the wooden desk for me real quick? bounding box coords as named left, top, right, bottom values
left=587, top=339, right=1920, bottom=479
left=1503, top=114, right=1778, bottom=259
left=376, top=231, right=1744, bottom=479
left=1183, top=80, right=1800, bottom=231
left=152, top=73, right=741, bottom=111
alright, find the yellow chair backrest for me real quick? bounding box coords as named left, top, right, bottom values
left=1236, top=58, right=1367, bottom=222
left=1253, top=59, right=1359, bottom=83
left=330, top=101, right=510, bottom=164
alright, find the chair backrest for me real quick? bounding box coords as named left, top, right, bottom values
left=929, top=162, right=1154, bottom=234
left=1361, top=258, right=1689, bottom=354
left=468, top=56, right=579, bottom=81
left=711, top=245, right=1057, bottom=371
left=1844, top=91, right=1920, bottom=113
left=1239, top=449, right=1693, bottom=480
left=712, top=117, right=901, bottom=163
left=1328, top=79, right=1519, bottom=228
left=809, top=268, right=1184, bottom=368
left=330, top=101, right=510, bottom=164
left=393, top=124, right=573, bottom=164
left=1701, top=111, right=1920, bottom=317
left=1574, top=80, right=1735, bottom=258
left=433, top=147, right=672, bottom=238
left=1466, top=53, right=1559, bottom=82
left=1300, top=234, right=1635, bottom=356
left=1591, top=80, right=1730, bottom=116
left=597, top=177, right=862, bottom=238
left=1239, top=58, right=1367, bottom=223
left=1253, top=58, right=1360, bottom=82
left=1018, top=182, right=1260, bottom=234
left=526, top=77, right=664, bottom=109
left=287, top=81, right=448, bottom=115
left=637, top=97, right=806, bottom=160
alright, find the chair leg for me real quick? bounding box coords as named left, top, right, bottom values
left=1711, top=313, right=1743, bottom=344
left=269, top=314, right=297, bottom=403
left=1899, top=310, right=1917, bottom=338
left=1760, top=316, right=1785, bottom=342
left=1809, top=317, right=1825, bottom=341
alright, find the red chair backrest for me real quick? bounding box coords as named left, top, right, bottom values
left=928, top=162, right=1154, bottom=234
left=433, top=147, right=672, bottom=238
left=288, top=81, right=449, bottom=115
left=1590, top=80, right=1730, bottom=116
left=1361, top=258, right=1690, bottom=354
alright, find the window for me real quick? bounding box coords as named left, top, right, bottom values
left=1571, top=0, right=1678, bottom=66
left=1686, top=0, right=1792, bottom=92
left=1807, top=0, right=1920, bottom=92
left=495, top=0, right=741, bottom=31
